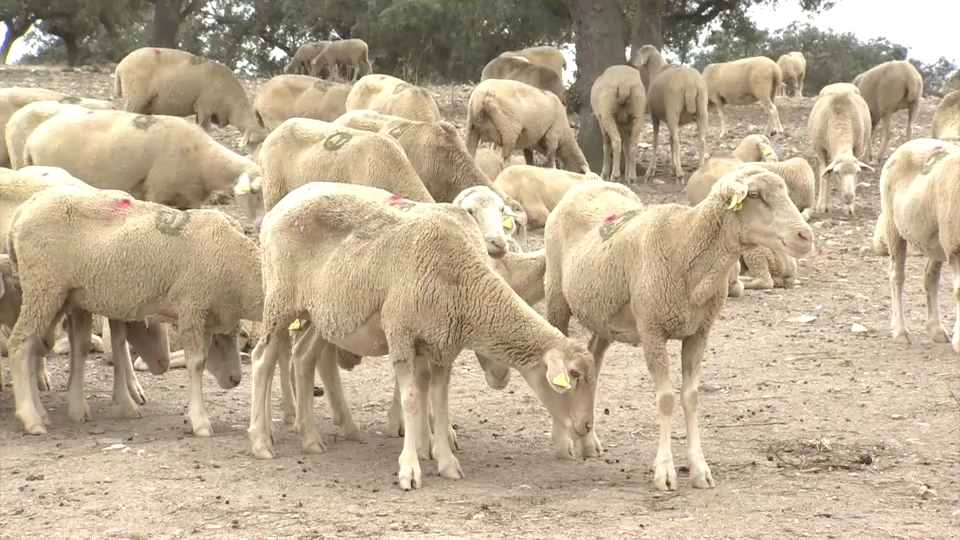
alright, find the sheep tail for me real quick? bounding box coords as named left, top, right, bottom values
left=683, top=85, right=699, bottom=115
left=770, top=68, right=783, bottom=102
left=905, top=77, right=921, bottom=104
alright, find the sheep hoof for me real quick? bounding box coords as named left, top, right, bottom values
left=36, top=371, right=52, bottom=392
left=554, top=439, right=577, bottom=461
left=928, top=327, right=950, bottom=344
left=302, top=436, right=326, bottom=454
left=339, top=423, right=364, bottom=442
left=398, top=455, right=422, bottom=490
left=69, top=402, right=91, bottom=423
left=128, top=380, right=147, bottom=405
left=192, top=420, right=214, bottom=438
left=690, top=462, right=716, bottom=489
left=252, top=443, right=276, bottom=460
left=580, top=432, right=603, bottom=458
left=18, top=411, right=47, bottom=435
left=843, top=204, right=856, bottom=217
left=893, top=332, right=911, bottom=345
left=117, top=403, right=142, bottom=419
left=437, top=454, right=464, bottom=480
left=653, top=461, right=678, bottom=491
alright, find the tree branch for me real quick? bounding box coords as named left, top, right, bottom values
left=180, top=0, right=203, bottom=20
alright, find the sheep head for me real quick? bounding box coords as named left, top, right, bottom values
left=233, top=172, right=265, bottom=230
left=713, top=166, right=815, bottom=259
left=540, top=344, right=597, bottom=437
left=205, top=329, right=243, bottom=390
left=452, top=185, right=513, bottom=259
left=823, top=154, right=874, bottom=216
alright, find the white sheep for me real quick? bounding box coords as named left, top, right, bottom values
left=22, top=108, right=261, bottom=210
left=873, top=139, right=960, bottom=353
left=493, top=165, right=601, bottom=229
left=589, top=64, right=646, bottom=183
left=808, top=90, right=875, bottom=216
left=309, top=38, right=373, bottom=82
left=631, top=45, right=708, bottom=182
left=818, top=82, right=860, bottom=98
left=466, top=78, right=590, bottom=174
left=500, top=46, right=567, bottom=79
left=250, top=181, right=598, bottom=491
left=732, top=134, right=779, bottom=162
left=5, top=100, right=96, bottom=170
left=776, top=52, right=806, bottom=97
left=932, top=90, right=960, bottom=142
left=474, top=147, right=526, bottom=179
left=285, top=41, right=330, bottom=75
left=701, top=56, right=784, bottom=138
left=5, top=186, right=261, bottom=436
left=480, top=54, right=565, bottom=102
left=113, top=47, right=268, bottom=148
left=253, top=75, right=352, bottom=131
left=855, top=60, right=924, bottom=163
left=344, top=74, right=441, bottom=122
left=543, top=167, right=814, bottom=488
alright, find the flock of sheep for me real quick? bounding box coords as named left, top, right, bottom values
left=0, top=38, right=958, bottom=493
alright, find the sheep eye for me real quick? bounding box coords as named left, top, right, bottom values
left=748, top=191, right=760, bottom=198
left=569, top=369, right=581, bottom=380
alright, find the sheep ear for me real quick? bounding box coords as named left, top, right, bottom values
left=724, top=182, right=748, bottom=212
left=857, top=161, right=875, bottom=172
left=543, top=349, right=572, bottom=394
left=822, top=162, right=837, bottom=179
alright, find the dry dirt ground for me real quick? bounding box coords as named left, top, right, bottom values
left=1, top=65, right=959, bottom=540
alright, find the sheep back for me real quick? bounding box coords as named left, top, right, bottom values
left=344, top=74, right=441, bottom=122
left=254, top=75, right=352, bottom=130
left=481, top=55, right=565, bottom=101
left=702, top=56, right=782, bottom=106
left=933, top=90, right=960, bottom=142
left=855, top=60, right=923, bottom=126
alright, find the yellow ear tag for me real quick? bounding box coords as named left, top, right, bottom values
left=762, top=147, right=773, bottom=156
left=236, top=182, right=251, bottom=194
left=237, top=137, right=246, bottom=149
left=727, top=193, right=743, bottom=212
left=288, top=319, right=301, bottom=330
left=502, top=216, right=514, bottom=231
left=551, top=372, right=571, bottom=389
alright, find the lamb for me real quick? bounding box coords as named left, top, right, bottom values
left=5, top=185, right=261, bottom=436
left=542, top=167, right=814, bottom=487
left=500, top=46, right=567, bottom=79
left=808, top=90, right=876, bottom=216
left=5, top=101, right=99, bottom=170
left=344, top=74, right=441, bottom=122
left=855, top=60, right=924, bottom=163
left=475, top=147, right=526, bottom=179
left=0, top=87, right=114, bottom=167
left=493, top=165, right=602, bottom=229
left=284, top=41, right=330, bottom=76
left=250, top=181, right=598, bottom=490
left=480, top=55, right=565, bottom=102
left=732, top=133, right=779, bottom=162
left=466, top=78, right=590, bottom=174
left=309, top=38, right=373, bottom=82
left=872, top=138, right=960, bottom=354
left=701, top=56, right=784, bottom=138
left=253, top=75, right=352, bottom=132
left=818, top=82, right=861, bottom=98
left=776, top=52, right=806, bottom=97
left=589, top=64, right=646, bottom=183
left=932, top=90, right=960, bottom=142
left=22, top=109, right=261, bottom=210
left=113, top=47, right=268, bottom=148
left=630, top=45, right=708, bottom=182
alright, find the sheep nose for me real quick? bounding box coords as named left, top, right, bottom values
left=230, top=374, right=242, bottom=385
left=487, top=237, right=508, bottom=259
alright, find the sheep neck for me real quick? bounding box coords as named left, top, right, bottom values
left=675, top=200, right=742, bottom=304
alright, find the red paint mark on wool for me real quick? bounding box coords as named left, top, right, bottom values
left=153, top=48, right=161, bottom=57
left=111, top=197, right=133, bottom=211
left=40, top=172, right=49, bottom=177
left=385, top=194, right=406, bottom=203
left=602, top=214, right=618, bottom=224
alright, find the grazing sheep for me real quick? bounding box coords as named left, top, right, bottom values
left=501, top=45, right=567, bottom=79
left=285, top=41, right=330, bottom=76
left=253, top=75, right=352, bottom=132
left=873, top=138, right=960, bottom=353
left=309, top=38, right=373, bottom=82
left=493, top=165, right=601, bottom=228
left=631, top=45, right=708, bottom=182
left=113, top=47, right=268, bottom=148
left=5, top=101, right=97, bottom=170
left=475, top=147, right=525, bottom=179
left=0, top=87, right=114, bottom=167
left=855, top=60, right=924, bottom=163
left=589, top=64, right=646, bottom=183
left=466, top=78, right=590, bottom=174
left=480, top=55, right=565, bottom=101
left=932, top=90, right=960, bottom=142
left=543, top=167, right=814, bottom=487
left=251, top=181, right=598, bottom=491
left=776, top=52, right=806, bottom=97
left=732, top=134, right=779, bottom=162
left=5, top=186, right=261, bottom=435
left=808, top=91, right=875, bottom=216
left=818, top=82, right=861, bottom=98
left=22, top=109, right=261, bottom=210
left=344, top=74, right=441, bottom=122
left=701, top=56, right=784, bottom=137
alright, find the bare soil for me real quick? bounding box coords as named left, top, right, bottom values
left=1, top=66, right=958, bottom=540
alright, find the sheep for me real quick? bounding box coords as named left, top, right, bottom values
left=22, top=109, right=261, bottom=210
left=250, top=181, right=598, bottom=490
left=818, top=82, right=861, bottom=98
left=284, top=40, right=330, bottom=76
left=343, top=74, right=441, bottom=122
left=5, top=101, right=98, bottom=170
left=309, top=38, right=373, bottom=82
left=493, top=165, right=601, bottom=229
left=542, top=166, right=814, bottom=487
left=855, top=59, right=924, bottom=163
left=501, top=45, right=567, bottom=79
left=0, top=87, right=114, bottom=167
left=5, top=185, right=261, bottom=436
left=480, top=55, right=565, bottom=102
left=776, top=52, right=806, bottom=97
left=475, top=147, right=526, bottom=179
left=253, top=75, right=352, bottom=132
left=732, top=133, right=779, bottom=162
left=113, top=47, right=269, bottom=148
left=589, top=64, right=646, bottom=183
left=808, top=91, right=876, bottom=216
left=872, top=138, right=960, bottom=353
left=465, top=78, right=590, bottom=174
left=932, top=90, right=960, bottom=142
left=701, top=56, right=784, bottom=138
left=631, top=45, right=708, bottom=182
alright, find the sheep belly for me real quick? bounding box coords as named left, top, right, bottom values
left=329, top=312, right=389, bottom=357
left=894, top=186, right=949, bottom=260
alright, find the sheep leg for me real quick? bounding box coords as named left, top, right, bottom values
left=762, top=99, right=783, bottom=136
left=725, top=261, right=744, bottom=298
left=876, top=115, right=893, bottom=164
left=428, top=363, right=464, bottom=479
left=35, top=355, right=51, bottom=392
left=922, top=259, right=950, bottom=343
left=106, top=320, right=142, bottom=419
left=387, top=376, right=405, bottom=437
left=696, top=111, right=707, bottom=170
left=316, top=343, right=363, bottom=441
left=599, top=116, right=621, bottom=182
left=715, top=102, right=727, bottom=139
left=276, top=331, right=299, bottom=426
left=625, top=121, right=642, bottom=184
left=181, top=326, right=214, bottom=437
left=814, top=150, right=831, bottom=215
left=950, top=256, right=960, bottom=354
left=680, top=330, right=715, bottom=489
left=888, top=236, right=910, bottom=344
left=669, top=123, right=684, bottom=182
left=249, top=331, right=287, bottom=458
left=64, top=311, right=93, bottom=423
left=466, top=127, right=481, bottom=157
left=643, top=335, right=677, bottom=491
left=394, top=352, right=430, bottom=490
left=599, top=128, right=613, bottom=180
left=293, top=330, right=326, bottom=454
left=643, top=118, right=661, bottom=183
left=577, top=334, right=608, bottom=458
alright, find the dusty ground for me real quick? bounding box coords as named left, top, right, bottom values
left=1, top=65, right=959, bottom=540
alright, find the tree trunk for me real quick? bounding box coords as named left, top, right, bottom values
left=63, top=33, right=81, bottom=66
left=628, top=0, right=665, bottom=65
left=1, top=16, right=35, bottom=64
left=152, top=0, right=185, bottom=48
left=568, top=0, right=628, bottom=173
